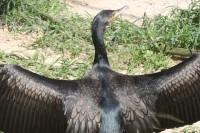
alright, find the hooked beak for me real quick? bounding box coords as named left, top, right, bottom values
left=113, top=5, right=129, bottom=18
left=107, top=5, right=129, bottom=24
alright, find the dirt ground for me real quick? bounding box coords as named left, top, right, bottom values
left=67, top=0, right=191, bottom=23
left=1, top=0, right=199, bottom=132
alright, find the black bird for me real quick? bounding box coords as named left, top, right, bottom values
left=1, top=5, right=200, bottom=133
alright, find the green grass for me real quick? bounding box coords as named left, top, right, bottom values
left=143, top=0, right=200, bottom=51
left=107, top=0, right=200, bottom=53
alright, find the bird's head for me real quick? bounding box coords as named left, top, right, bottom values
left=91, top=5, right=129, bottom=66
left=92, top=5, right=129, bottom=29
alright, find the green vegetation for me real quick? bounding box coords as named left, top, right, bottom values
left=146, top=1, right=200, bottom=52
left=0, top=0, right=199, bottom=80
left=108, top=0, right=200, bottom=55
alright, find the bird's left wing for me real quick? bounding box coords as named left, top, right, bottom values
left=135, top=53, right=200, bottom=129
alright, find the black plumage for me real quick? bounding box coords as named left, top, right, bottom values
left=0, top=5, right=200, bottom=133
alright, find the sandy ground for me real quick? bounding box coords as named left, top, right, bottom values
left=0, top=27, right=63, bottom=66
left=1, top=0, right=199, bottom=132
left=67, top=0, right=191, bottom=23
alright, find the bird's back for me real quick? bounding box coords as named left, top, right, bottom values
left=83, top=67, right=160, bottom=133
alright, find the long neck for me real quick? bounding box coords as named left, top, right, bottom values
left=92, top=21, right=109, bottom=67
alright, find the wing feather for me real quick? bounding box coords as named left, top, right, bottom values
left=65, top=95, right=101, bottom=133
left=0, top=64, right=66, bottom=133
left=139, top=53, right=200, bottom=128
left=115, top=90, right=160, bottom=133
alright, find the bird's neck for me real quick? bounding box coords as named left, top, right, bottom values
left=92, top=23, right=109, bottom=67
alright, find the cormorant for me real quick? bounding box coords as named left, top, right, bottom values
left=0, top=5, right=200, bottom=133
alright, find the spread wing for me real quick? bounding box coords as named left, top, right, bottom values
left=138, top=53, right=200, bottom=128
left=0, top=64, right=102, bottom=133
left=0, top=64, right=67, bottom=133
left=111, top=53, right=200, bottom=132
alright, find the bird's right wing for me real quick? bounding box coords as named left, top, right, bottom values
left=0, top=64, right=68, bottom=133
left=65, top=95, right=101, bottom=133
left=0, top=64, right=103, bottom=133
